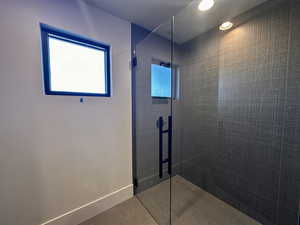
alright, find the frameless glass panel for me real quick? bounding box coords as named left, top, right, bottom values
left=132, top=19, right=173, bottom=225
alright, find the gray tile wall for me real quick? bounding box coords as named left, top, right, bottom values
left=178, top=30, right=220, bottom=191
left=178, top=1, right=300, bottom=225
left=278, top=1, right=300, bottom=224
left=216, top=4, right=289, bottom=224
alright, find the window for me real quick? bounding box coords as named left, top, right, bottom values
left=40, top=24, right=111, bottom=97
left=151, top=64, right=172, bottom=98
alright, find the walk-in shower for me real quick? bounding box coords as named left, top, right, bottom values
left=132, top=0, right=300, bottom=225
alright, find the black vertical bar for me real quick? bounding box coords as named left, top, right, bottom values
left=168, top=115, right=172, bottom=176
left=159, top=117, right=163, bottom=178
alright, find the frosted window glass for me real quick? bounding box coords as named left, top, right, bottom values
left=151, top=64, right=171, bottom=98
left=48, top=37, right=106, bottom=94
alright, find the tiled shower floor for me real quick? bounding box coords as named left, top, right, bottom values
left=80, top=176, right=262, bottom=225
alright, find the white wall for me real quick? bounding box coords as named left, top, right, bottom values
left=0, top=0, right=132, bottom=225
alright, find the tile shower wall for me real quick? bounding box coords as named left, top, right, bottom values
left=279, top=1, right=300, bottom=224
left=179, top=30, right=220, bottom=192
left=217, top=4, right=289, bottom=224
left=179, top=1, right=300, bottom=225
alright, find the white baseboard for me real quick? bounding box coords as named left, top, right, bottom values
left=40, top=184, right=133, bottom=225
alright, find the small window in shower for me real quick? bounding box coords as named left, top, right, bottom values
left=151, top=64, right=172, bottom=98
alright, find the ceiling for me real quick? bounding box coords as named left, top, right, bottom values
left=86, top=0, right=268, bottom=44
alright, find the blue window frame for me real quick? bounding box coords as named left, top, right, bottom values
left=40, top=23, right=111, bottom=97
left=151, top=64, right=172, bottom=98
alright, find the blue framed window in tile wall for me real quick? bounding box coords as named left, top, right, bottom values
left=151, top=64, right=172, bottom=98
left=40, top=23, right=111, bottom=97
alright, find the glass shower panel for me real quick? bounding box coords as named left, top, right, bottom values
left=171, top=0, right=300, bottom=225
left=132, top=19, right=173, bottom=225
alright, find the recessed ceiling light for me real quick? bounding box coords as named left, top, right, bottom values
left=219, top=21, right=234, bottom=31
left=198, top=0, right=215, bottom=11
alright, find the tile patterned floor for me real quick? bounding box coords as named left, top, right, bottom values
left=138, top=176, right=262, bottom=225
left=80, top=176, right=262, bottom=225
left=80, top=197, right=158, bottom=225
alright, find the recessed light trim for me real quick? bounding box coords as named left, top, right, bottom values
left=198, top=0, right=215, bottom=11
left=220, top=21, right=234, bottom=31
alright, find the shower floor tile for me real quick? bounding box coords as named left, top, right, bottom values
left=137, top=175, right=262, bottom=225
left=79, top=197, right=158, bottom=225
left=80, top=176, right=262, bottom=225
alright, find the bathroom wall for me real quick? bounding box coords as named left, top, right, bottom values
left=179, top=1, right=300, bottom=225
left=0, top=0, right=132, bottom=225
left=278, top=1, right=300, bottom=224
left=179, top=29, right=220, bottom=195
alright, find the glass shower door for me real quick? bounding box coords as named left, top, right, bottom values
left=132, top=19, right=174, bottom=225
